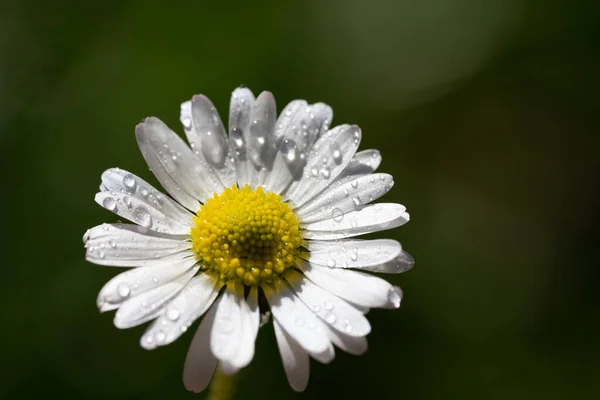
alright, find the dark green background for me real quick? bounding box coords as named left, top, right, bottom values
left=1, top=0, right=599, bottom=398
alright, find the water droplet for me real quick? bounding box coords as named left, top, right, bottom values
left=329, top=141, right=343, bottom=164
left=102, top=197, right=117, bottom=211
left=351, top=253, right=358, bottom=262
left=102, top=225, right=109, bottom=231
left=352, top=197, right=362, bottom=207
left=320, top=166, right=331, bottom=179
left=324, top=301, right=334, bottom=311
left=182, top=118, right=192, bottom=129
left=108, top=239, right=117, bottom=249
left=117, top=283, right=130, bottom=298
left=145, top=335, right=154, bottom=344
left=332, top=208, right=344, bottom=222
left=294, top=317, right=305, bottom=327
left=167, top=308, right=180, bottom=321
left=344, top=323, right=353, bottom=333
left=280, top=139, right=304, bottom=176
left=123, top=174, right=136, bottom=191
left=230, top=127, right=245, bottom=149
left=156, top=330, right=166, bottom=342
left=139, top=187, right=149, bottom=197
left=134, top=206, right=152, bottom=228
left=388, top=286, right=403, bottom=308
left=325, top=313, right=337, bottom=324
left=313, top=305, right=322, bottom=312
left=311, top=166, right=319, bottom=177
left=326, top=259, right=336, bottom=268
left=123, top=196, right=132, bottom=207
left=351, top=180, right=359, bottom=189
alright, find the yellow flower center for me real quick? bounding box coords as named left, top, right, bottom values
left=191, top=185, right=302, bottom=286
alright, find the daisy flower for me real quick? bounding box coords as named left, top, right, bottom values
left=83, top=88, right=414, bottom=393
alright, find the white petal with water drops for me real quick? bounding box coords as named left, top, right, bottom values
left=336, top=149, right=382, bottom=179
left=97, top=256, right=198, bottom=312
left=273, top=318, right=310, bottom=392
left=299, top=260, right=398, bottom=309
left=302, top=203, right=409, bottom=240
left=228, top=87, right=255, bottom=186
left=136, top=117, right=217, bottom=208
left=302, top=239, right=402, bottom=273
left=285, top=125, right=361, bottom=207
left=113, top=268, right=198, bottom=329
left=141, top=274, right=221, bottom=350
left=297, top=173, right=394, bottom=223
left=264, top=280, right=330, bottom=354
left=185, top=95, right=237, bottom=187
left=287, top=270, right=370, bottom=337
left=247, top=91, right=277, bottom=188
left=98, top=168, right=193, bottom=234
left=183, top=302, right=219, bottom=393
left=83, top=223, right=192, bottom=267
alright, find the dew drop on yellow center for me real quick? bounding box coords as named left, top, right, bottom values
left=191, top=185, right=302, bottom=286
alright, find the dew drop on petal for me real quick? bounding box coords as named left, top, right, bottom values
left=326, top=259, right=336, bottom=268
left=102, top=197, right=117, bottom=211
left=166, top=308, right=180, bottom=321
left=331, top=208, right=344, bottom=222
left=108, top=239, right=117, bottom=249
left=325, top=313, right=336, bottom=324
left=329, top=141, right=343, bottom=164
left=294, top=317, right=305, bottom=327
left=134, top=206, right=152, bottom=228
left=320, top=166, right=331, bottom=179
left=123, top=174, right=137, bottom=191
left=324, top=301, right=334, bottom=311
left=117, top=283, right=130, bottom=298
left=388, top=286, right=403, bottom=308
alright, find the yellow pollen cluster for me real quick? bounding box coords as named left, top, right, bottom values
left=191, top=185, right=302, bottom=286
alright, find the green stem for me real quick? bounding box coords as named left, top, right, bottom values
left=208, top=369, right=236, bottom=400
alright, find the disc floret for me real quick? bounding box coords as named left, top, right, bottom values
left=191, top=185, right=302, bottom=286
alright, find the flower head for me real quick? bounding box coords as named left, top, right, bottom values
left=84, top=88, right=414, bottom=392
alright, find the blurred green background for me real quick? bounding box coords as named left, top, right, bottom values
left=1, top=0, right=599, bottom=398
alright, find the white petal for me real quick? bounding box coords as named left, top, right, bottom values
left=97, top=256, right=197, bottom=312
left=309, top=340, right=335, bottom=364
left=326, top=326, right=368, bottom=356
left=261, top=138, right=302, bottom=194
left=247, top=91, right=277, bottom=188
left=113, top=267, right=198, bottom=329
left=301, top=203, right=409, bottom=240
left=297, top=173, right=394, bottom=223
left=229, top=288, right=260, bottom=369
left=83, top=223, right=191, bottom=267
left=285, top=125, right=361, bottom=207
left=275, top=101, right=333, bottom=154
left=287, top=270, right=371, bottom=337
left=368, top=250, right=415, bottom=274
left=185, top=95, right=236, bottom=188
left=299, top=260, right=400, bottom=309
left=264, top=280, right=330, bottom=354
left=210, top=285, right=244, bottom=363
left=302, top=239, right=402, bottom=273
left=140, top=274, right=221, bottom=350
left=273, top=319, right=309, bottom=392
left=183, top=302, right=219, bottom=393
left=97, top=168, right=193, bottom=234
left=264, top=102, right=333, bottom=194
left=337, top=149, right=381, bottom=179
left=135, top=117, right=211, bottom=209
left=228, top=87, right=255, bottom=187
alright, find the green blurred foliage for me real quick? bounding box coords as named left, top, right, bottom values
left=1, top=0, right=599, bottom=398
